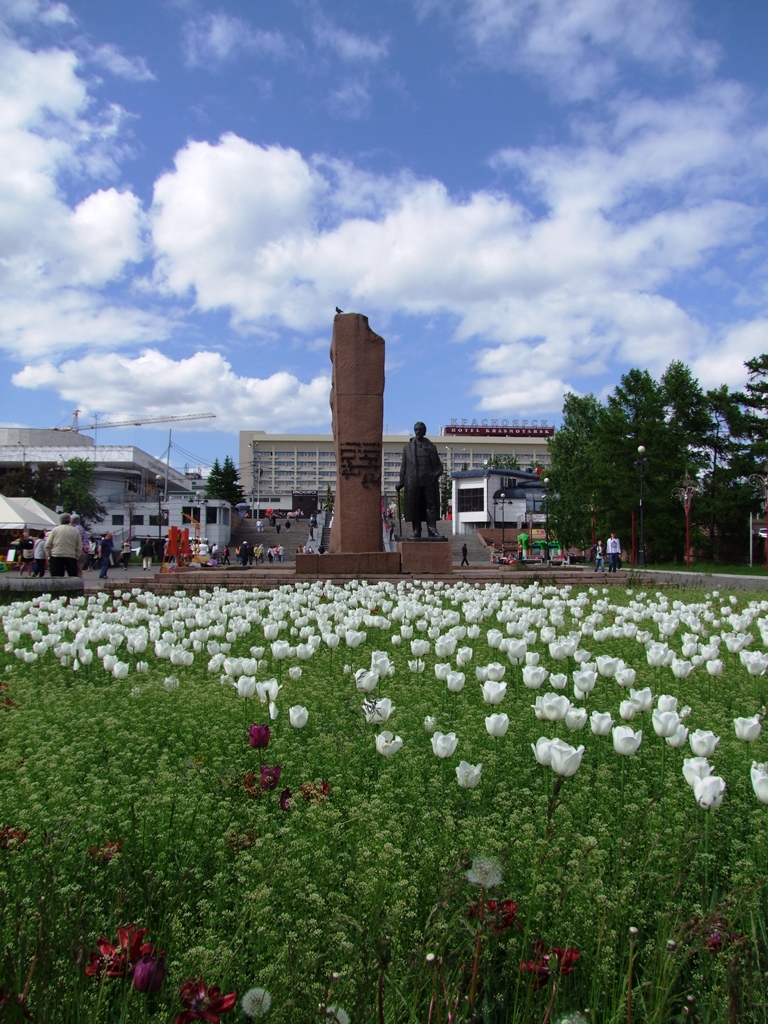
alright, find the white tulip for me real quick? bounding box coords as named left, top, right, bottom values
left=734, top=714, right=762, bottom=741
left=694, top=775, right=725, bottom=810
left=652, top=709, right=681, bottom=738
left=485, top=713, right=509, bottom=737
left=682, top=756, right=713, bottom=789
left=657, top=694, right=678, bottom=713
left=565, top=707, right=588, bottom=731
left=590, top=711, right=613, bottom=736
left=549, top=672, right=568, bottom=690
left=619, top=700, right=637, bottom=721
left=628, top=687, right=653, bottom=712
left=612, top=726, right=642, bottom=755
left=408, top=659, right=426, bottom=673
left=236, top=675, right=257, bottom=698
left=480, top=680, right=507, bottom=704
left=751, top=761, right=768, bottom=804
left=355, top=669, right=378, bottom=692
left=446, top=671, right=465, bottom=692
left=424, top=715, right=437, bottom=733
left=431, top=732, right=459, bottom=758
left=522, top=665, right=548, bottom=689
left=549, top=739, right=585, bottom=776
left=689, top=730, right=720, bottom=757
left=376, top=731, right=403, bottom=756
left=288, top=666, right=302, bottom=680
left=455, top=761, right=482, bottom=788
left=362, top=698, right=394, bottom=724
left=531, top=736, right=554, bottom=766
left=289, top=705, right=309, bottom=727
left=666, top=724, right=689, bottom=748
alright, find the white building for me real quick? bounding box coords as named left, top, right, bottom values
left=239, top=423, right=553, bottom=509
left=451, top=467, right=548, bottom=537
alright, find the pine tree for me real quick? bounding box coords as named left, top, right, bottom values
left=219, top=455, right=246, bottom=506
left=205, top=459, right=224, bottom=500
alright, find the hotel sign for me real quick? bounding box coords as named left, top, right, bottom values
left=444, top=418, right=555, bottom=437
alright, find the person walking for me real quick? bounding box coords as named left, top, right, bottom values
left=607, top=532, right=621, bottom=573
left=98, top=532, right=114, bottom=579
left=45, top=514, right=83, bottom=578
left=18, top=531, right=34, bottom=576
left=460, top=542, right=469, bottom=566
left=32, top=532, right=48, bottom=577
left=592, top=539, right=605, bottom=572
left=277, top=543, right=284, bottom=563
left=121, top=538, right=131, bottom=571
left=140, top=538, right=153, bottom=571
left=221, top=545, right=230, bottom=565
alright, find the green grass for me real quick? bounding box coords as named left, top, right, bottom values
left=1, top=582, right=768, bottom=1023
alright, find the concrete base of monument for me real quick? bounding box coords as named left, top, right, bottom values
left=295, top=551, right=401, bottom=575
left=398, top=537, right=453, bottom=574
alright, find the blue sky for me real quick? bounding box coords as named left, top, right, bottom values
left=2, top=0, right=768, bottom=474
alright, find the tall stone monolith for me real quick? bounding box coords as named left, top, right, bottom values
left=328, top=313, right=385, bottom=554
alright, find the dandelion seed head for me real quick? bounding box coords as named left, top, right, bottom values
left=465, top=855, right=503, bottom=888
left=241, top=987, right=272, bottom=1018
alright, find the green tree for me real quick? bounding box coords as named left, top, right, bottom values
left=60, top=458, right=107, bottom=528
left=204, top=459, right=224, bottom=500
left=323, top=485, right=334, bottom=513
left=547, top=392, right=603, bottom=551
left=440, top=470, right=452, bottom=518
left=205, top=456, right=245, bottom=506
left=485, top=454, right=520, bottom=470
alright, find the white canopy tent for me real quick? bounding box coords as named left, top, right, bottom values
left=11, top=497, right=59, bottom=526
left=0, top=495, right=55, bottom=530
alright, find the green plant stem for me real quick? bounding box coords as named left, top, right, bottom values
left=468, top=886, right=486, bottom=1008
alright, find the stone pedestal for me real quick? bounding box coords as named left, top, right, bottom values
left=398, top=538, right=453, bottom=574
left=328, top=313, right=385, bottom=554
left=295, top=551, right=401, bottom=577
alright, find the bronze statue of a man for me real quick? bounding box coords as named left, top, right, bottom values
left=397, top=421, right=443, bottom=538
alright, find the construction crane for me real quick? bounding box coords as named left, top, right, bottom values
left=54, top=411, right=216, bottom=432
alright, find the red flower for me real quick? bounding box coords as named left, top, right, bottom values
left=469, top=897, right=522, bottom=937
left=175, top=977, right=237, bottom=1023
left=248, top=723, right=270, bottom=748
left=88, top=839, right=123, bottom=862
left=279, top=787, right=294, bottom=810
left=0, top=826, right=27, bottom=850
left=84, top=924, right=163, bottom=980
left=259, top=764, right=281, bottom=791
left=299, top=780, right=330, bottom=803
left=521, top=940, right=580, bottom=990
left=1, top=697, right=19, bottom=710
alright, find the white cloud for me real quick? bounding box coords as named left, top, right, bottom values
left=311, top=16, right=389, bottom=63
left=181, top=12, right=288, bottom=68
left=0, top=0, right=73, bottom=26
left=418, top=0, right=719, bottom=99
left=0, top=31, right=159, bottom=357
left=87, top=42, right=155, bottom=82
left=12, top=349, right=333, bottom=432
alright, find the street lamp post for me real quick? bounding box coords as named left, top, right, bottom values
left=581, top=502, right=596, bottom=549
left=493, top=491, right=512, bottom=558
left=634, top=446, right=649, bottom=567
left=155, top=474, right=164, bottom=546
left=749, top=467, right=768, bottom=572
left=672, top=473, right=697, bottom=568
left=249, top=441, right=261, bottom=517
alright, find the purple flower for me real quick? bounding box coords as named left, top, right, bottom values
left=248, top=723, right=270, bottom=749
left=260, top=764, right=281, bottom=791
left=279, top=787, right=293, bottom=811
left=133, top=953, right=166, bottom=994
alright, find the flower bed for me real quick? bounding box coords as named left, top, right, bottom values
left=1, top=581, right=767, bottom=1022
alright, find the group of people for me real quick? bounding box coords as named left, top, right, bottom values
left=235, top=541, right=284, bottom=565
left=592, top=533, right=622, bottom=573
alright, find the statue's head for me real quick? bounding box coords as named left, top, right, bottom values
left=413, top=421, right=426, bottom=438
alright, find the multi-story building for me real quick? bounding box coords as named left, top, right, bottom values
left=239, top=420, right=554, bottom=510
